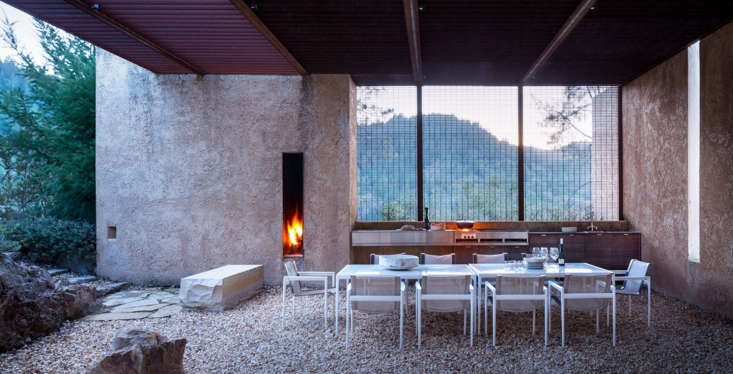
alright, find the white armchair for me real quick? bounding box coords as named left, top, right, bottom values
left=416, top=274, right=475, bottom=347
left=615, top=259, right=651, bottom=326
left=346, top=275, right=406, bottom=349
left=484, top=275, right=548, bottom=346
left=549, top=273, right=616, bottom=346
left=281, top=260, right=335, bottom=330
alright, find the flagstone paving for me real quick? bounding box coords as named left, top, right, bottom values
left=86, top=288, right=182, bottom=321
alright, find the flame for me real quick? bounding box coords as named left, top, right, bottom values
left=285, top=208, right=303, bottom=249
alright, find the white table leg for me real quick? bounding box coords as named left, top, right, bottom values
left=335, top=278, right=340, bottom=333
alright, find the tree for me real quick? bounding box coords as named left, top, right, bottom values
left=0, top=18, right=95, bottom=222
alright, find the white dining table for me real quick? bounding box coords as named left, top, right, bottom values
left=468, top=262, right=613, bottom=333
left=333, top=264, right=475, bottom=332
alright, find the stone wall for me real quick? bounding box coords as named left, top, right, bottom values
left=622, top=21, right=733, bottom=317
left=96, top=50, right=356, bottom=285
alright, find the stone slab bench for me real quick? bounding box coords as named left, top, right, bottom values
left=179, top=265, right=263, bottom=311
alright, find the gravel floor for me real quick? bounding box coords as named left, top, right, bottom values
left=1, top=286, right=732, bottom=373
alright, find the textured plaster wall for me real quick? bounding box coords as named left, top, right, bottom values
left=96, top=50, right=355, bottom=285
left=622, top=21, right=733, bottom=316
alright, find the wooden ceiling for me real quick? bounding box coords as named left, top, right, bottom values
left=4, top=0, right=732, bottom=85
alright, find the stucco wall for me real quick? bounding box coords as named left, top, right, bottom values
left=622, top=21, right=733, bottom=316
left=96, top=50, right=356, bottom=285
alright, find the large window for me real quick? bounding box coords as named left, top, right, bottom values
left=523, top=86, right=619, bottom=221
left=356, top=85, right=620, bottom=222
left=423, top=86, right=518, bottom=220
left=357, top=87, right=417, bottom=221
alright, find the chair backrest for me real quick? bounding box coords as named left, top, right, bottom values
left=420, top=253, right=455, bottom=264
left=421, top=275, right=470, bottom=312
left=473, top=253, right=506, bottom=264
left=564, top=274, right=613, bottom=311
left=283, top=260, right=302, bottom=295
left=496, top=275, right=544, bottom=312
left=623, top=259, right=650, bottom=294
left=350, top=276, right=401, bottom=313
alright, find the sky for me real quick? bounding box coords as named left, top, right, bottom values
left=0, top=2, right=46, bottom=64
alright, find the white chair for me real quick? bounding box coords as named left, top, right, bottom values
left=346, top=275, right=406, bottom=349
left=416, top=274, right=475, bottom=347
left=473, top=253, right=506, bottom=263
left=549, top=273, right=616, bottom=346
left=484, top=275, right=548, bottom=346
left=420, top=253, right=455, bottom=264
left=615, top=259, right=651, bottom=326
left=281, top=260, right=335, bottom=330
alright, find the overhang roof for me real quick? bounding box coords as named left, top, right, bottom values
left=4, top=0, right=732, bottom=85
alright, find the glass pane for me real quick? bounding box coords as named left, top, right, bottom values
left=523, top=86, right=619, bottom=221
left=423, top=86, right=519, bottom=221
left=357, top=86, right=417, bottom=221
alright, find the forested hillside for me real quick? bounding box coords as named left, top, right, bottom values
left=357, top=114, right=592, bottom=221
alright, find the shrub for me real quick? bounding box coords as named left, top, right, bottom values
left=0, top=216, right=95, bottom=273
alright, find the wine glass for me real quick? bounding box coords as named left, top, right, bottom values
left=532, top=247, right=539, bottom=256
left=540, top=247, right=548, bottom=260
left=550, top=247, right=560, bottom=262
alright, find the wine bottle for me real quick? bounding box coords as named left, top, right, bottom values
left=424, top=207, right=430, bottom=230
left=558, top=238, right=565, bottom=266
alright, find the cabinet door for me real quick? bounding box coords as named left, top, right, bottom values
left=585, top=233, right=640, bottom=270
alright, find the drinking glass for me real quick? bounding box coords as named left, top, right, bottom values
left=550, top=247, right=560, bottom=262
left=540, top=247, right=548, bottom=259
left=532, top=247, right=539, bottom=256
left=540, top=247, right=548, bottom=260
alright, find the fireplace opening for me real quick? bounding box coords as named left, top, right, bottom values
left=283, top=153, right=304, bottom=258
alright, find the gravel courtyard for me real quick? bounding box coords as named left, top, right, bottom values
left=1, top=286, right=732, bottom=373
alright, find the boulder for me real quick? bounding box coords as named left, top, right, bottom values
left=89, top=329, right=186, bottom=374
left=0, top=253, right=99, bottom=352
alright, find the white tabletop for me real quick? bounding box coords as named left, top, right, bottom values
left=336, top=264, right=474, bottom=281
left=469, top=262, right=611, bottom=278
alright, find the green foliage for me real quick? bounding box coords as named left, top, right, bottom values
left=1, top=216, right=95, bottom=273
left=0, top=18, right=95, bottom=223
left=379, top=200, right=412, bottom=221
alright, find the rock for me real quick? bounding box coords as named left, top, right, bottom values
left=112, top=302, right=169, bottom=313
left=68, top=275, right=97, bottom=284
left=103, top=296, right=145, bottom=308
left=48, top=268, right=69, bottom=276
left=4, top=251, right=21, bottom=261
left=148, top=305, right=182, bottom=318
left=84, top=312, right=153, bottom=321
left=95, top=282, right=130, bottom=297
left=180, top=265, right=263, bottom=311
left=89, top=329, right=186, bottom=374
left=0, top=253, right=99, bottom=352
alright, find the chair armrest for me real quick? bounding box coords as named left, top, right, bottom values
left=400, top=281, right=406, bottom=292
left=610, top=285, right=616, bottom=292
left=284, top=275, right=328, bottom=282
left=484, top=281, right=496, bottom=294
left=548, top=280, right=564, bottom=294
left=298, top=271, right=335, bottom=287
left=415, top=280, right=422, bottom=292
left=615, top=275, right=650, bottom=281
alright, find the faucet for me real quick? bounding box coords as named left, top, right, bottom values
left=586, top=222, right=598, bottom=232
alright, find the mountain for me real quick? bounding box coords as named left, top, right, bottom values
left=357, top=113, right=592, bottom=221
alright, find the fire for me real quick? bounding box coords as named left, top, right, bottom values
left=285, top=208, right=303, bottom=249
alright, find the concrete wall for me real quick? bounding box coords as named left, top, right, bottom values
left=622, top=21, right=733, bottom=317
left=96, top=50, right=356, bottom=285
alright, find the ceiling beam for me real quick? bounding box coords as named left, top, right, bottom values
left=403, top=0, right=424, bottom=84
left=522, top=0, right=597, bottom=84
left=229, top=0, right=306, bottom=74
left=63, top=0, right=205, bottom=74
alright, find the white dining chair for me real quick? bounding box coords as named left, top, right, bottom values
left=281, top=260, right=335, bottom=330
left=549, top=273, right=616, bottom=346
left=416, top=274, right=475, bottom=347
left=473, top=253, right=506, bottom=264
left=346, top=275, right=406, bottom=349
left=420, top=253, right=456, bottom=264
left=484, top=275, right=548, bottom=346
left=615, top=259, right=651, bottom=326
